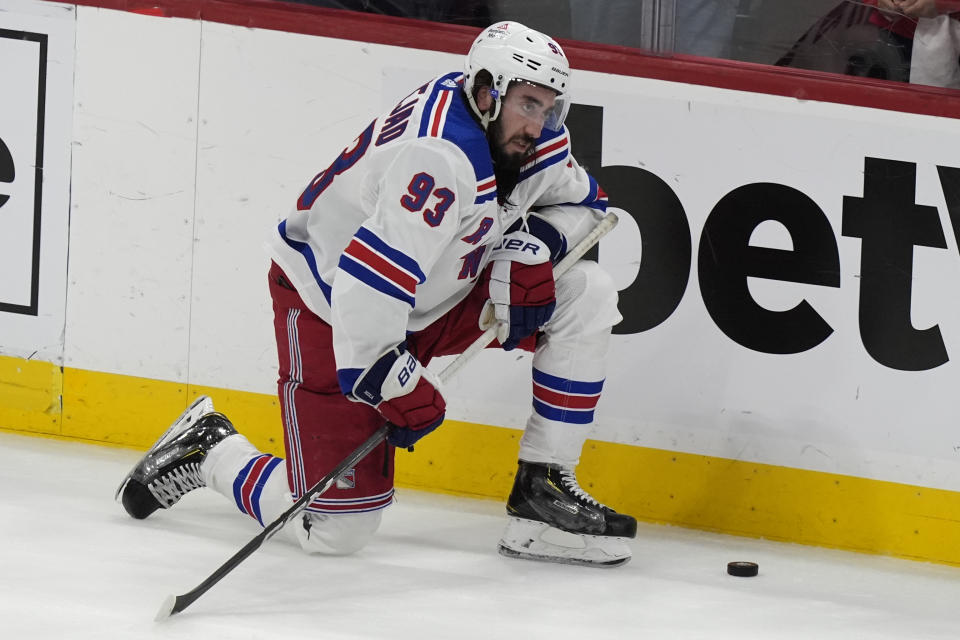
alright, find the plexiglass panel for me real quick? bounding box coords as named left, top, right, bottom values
left=286, top=0, right=960, bottom=91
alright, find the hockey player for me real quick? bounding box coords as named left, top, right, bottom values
left=118, top=21, right=637, bottom=567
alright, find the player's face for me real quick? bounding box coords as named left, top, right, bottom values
left=492, top=82, right=557, bottom=168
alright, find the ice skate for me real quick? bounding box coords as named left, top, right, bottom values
left=497, top=460, right=636, bottom=567
left=115, top=395, right=236, bottom=519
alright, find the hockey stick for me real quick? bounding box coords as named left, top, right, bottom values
left=156, top=422, right=390, bottom=620
left=156, top=211, right=618, bottom=620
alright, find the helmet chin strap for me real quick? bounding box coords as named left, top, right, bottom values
left=477, top=107, right=492, bottom=130
left=465, top=87, right=501, bottom=131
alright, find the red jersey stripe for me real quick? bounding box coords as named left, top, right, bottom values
left=430, top=89, right=450, bottom=137
left=240, top=455, right=271, bottom=517
left=533, top=382, right=601, bottom=410
left=344, top=239, right=418, bottom=294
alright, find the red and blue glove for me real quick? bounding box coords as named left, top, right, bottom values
left=349, top=343, right=445, bottom=448
left=480, top=230, right=557, bottom=351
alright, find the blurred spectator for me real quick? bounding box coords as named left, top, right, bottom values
left=898, top=0, right=960, bottom=88
left=568, top=0, right=646, bottom=49
left=674, top=0, right=741, bottom=58
left=777, top=0, right=960, bottom=85
left=566, top=0, right=740, bottom=57
left=866, top=0, right=920, bottom=43
left=776, top=1, right=910, bottom=80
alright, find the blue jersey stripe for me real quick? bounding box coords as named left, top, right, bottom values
left=311, top=490, right=395, bottom=504
left=304, top=488, right=395, bottom=514
left=581, top=175, right=599, bottom=204
left=250, top=456, right=283, bottom=526
left=518, top=126, right=570, bottom=182
left=418, top=71, right=462, bottom=137
left=538, top=127, right=567, bottom=144
left=474, top=192, right=497, bottom=205
left=518, top=147, right=569, bottom=182
left=232, top=456, right=260, bottom=516
left=354, top=227, right=426, bottom=283
left=578, top=175, right=608, bottom=212
left=532, top=398, right=596, bottom=424
left=339, top=255, right=417, bottom=307
left=418, top=74, right=494, bottom=185
left=336, top=367, right=363, bottom=396
left=556, top=198, right=608, bottom=213
left=278, top=221, right=332, bottom=304
left=532, top=368, right=605, bottom=395
left=418, top=93, right=438, bottom=138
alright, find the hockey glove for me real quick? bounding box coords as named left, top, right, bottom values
left=505, top=214, right=568, bottom=264
left=479, top=230, right=556, bottom=351
left=350, top=343, right=446, bottom=448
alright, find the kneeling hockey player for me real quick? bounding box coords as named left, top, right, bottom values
left=118, top=21, right=636, bottom=567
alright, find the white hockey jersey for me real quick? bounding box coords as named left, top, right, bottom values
left=267, top=71, right=608, bottom=394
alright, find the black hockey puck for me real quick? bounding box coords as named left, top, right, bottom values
left=727, top=561, right=759, bottom=577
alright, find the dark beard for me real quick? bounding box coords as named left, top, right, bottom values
left=489, top=118, right=535, bottom=170
left=489, top=118, right=535, bottom=204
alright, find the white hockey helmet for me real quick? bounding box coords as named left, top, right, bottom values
left=463, top=21, right=571, bottom=131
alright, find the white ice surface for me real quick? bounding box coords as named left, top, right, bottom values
left=1, top=431, right=958, bottom=639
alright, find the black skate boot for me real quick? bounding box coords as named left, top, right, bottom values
left=115, top=396, right=236, bottom=519
left=498, top=460, right=637, bottom=567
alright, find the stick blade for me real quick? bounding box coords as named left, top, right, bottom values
left=155, top=594, right=178, bottom=622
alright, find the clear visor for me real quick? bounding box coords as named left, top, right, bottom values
left=497, top=80, right=570, bottom=132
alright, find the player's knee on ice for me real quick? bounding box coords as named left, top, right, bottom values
left=291, top=510, right=383, bottom=555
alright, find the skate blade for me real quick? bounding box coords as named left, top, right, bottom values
left=497, top=543, right=631, bottom=568
left=498, top=517, right=632, bottom=568
left=114, top=395, right=214, bottom=501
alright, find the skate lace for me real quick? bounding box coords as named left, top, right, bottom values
left=558, top=468, right=603, bottom=508
left=148, top=462, right=204, bottom=507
